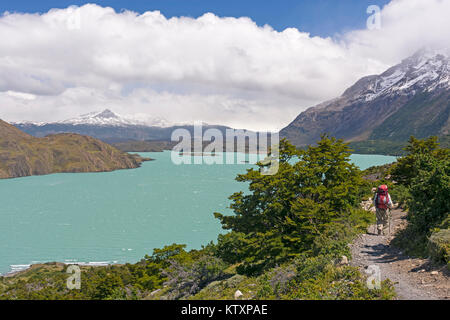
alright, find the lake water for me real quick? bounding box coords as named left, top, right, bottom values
left=0, top=152, right=396, bottom=275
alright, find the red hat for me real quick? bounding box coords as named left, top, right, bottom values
left=378, top=185, right=388, bottom=192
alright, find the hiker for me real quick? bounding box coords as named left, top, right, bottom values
left=373, top=185, right=393, bottom=235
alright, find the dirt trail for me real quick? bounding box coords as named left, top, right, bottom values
left=350, top=208, right=450, bottom=300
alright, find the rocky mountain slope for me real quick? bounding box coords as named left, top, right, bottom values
left=281, top=49, right=450, bottom=146
left=0, top=119, right=148, bottom=179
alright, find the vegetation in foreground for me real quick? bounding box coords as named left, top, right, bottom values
left=0, top=135, right=407, bottom=300
left=360, top=136, right=449, bottom=268
left=389, top=137, right=449, bottom=265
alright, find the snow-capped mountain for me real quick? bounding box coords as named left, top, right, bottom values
left=13, top=109, right=234, bottom=142
left=57, top=109, right=174, bottom=127
left=59, top=109, right=142, bottom=126
left=15, top=109, right=174, bottom=128
left=346, top=48, right=450, bottom=102
left=281, top=49, right=450, bottom=146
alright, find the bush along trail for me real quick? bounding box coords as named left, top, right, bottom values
left=354, top=136, right=450, bottom=300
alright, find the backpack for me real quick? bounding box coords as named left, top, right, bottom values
left=375, top=185, right=390, bottom=209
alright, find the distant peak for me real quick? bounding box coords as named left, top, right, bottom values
left=413, top=47, right=449, bottom=58
left=399, top=47, right=449, bottom=70
left=342, top=49, right=450, bottom=102
left=95, top=109, right=118, bottom=119
left=14, top=109, right=175, bottom=128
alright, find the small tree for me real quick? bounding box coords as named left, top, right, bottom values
left=407, top=154, right=450, bottom=233
left=391, top=136, right=448, bottom=186
left=162, top=255, right=227, bottom=299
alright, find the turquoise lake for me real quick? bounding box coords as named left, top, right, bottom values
left=0, top=152, right=396, bottom=274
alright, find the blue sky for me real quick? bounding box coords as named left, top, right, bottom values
left=0, top=0, right=391, bottom=37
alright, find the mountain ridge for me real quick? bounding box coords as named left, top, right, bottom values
left=14, top=109, right=173, bottom=128
left=280, top=49, right=450, bottom=147
left=12, top=109, right=258, bottom=143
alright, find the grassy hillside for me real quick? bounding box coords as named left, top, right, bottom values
left=370, top=91, right=450, bottom=142
left=0, top=119, right=149, bottom=179
left=347, top=135, right=449, bottom=156
left=348, top=140, right=407, bottom=156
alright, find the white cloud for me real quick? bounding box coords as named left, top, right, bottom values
left=6, top=90, right=36, bottom=100
left=0, top=0, right=449, bottom=131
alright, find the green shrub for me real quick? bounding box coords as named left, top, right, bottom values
left=162, top=255, right=228, bottom=299
left=390, top=136, right=449, bottom=258
left=428, top=229, right=450, bottom=264
left=278, top=257, right=396, bottom=300
left=388, top=184, right=411, bottom=209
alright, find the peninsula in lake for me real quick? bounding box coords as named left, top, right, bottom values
left=0, top=119, right=150, bottom=179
